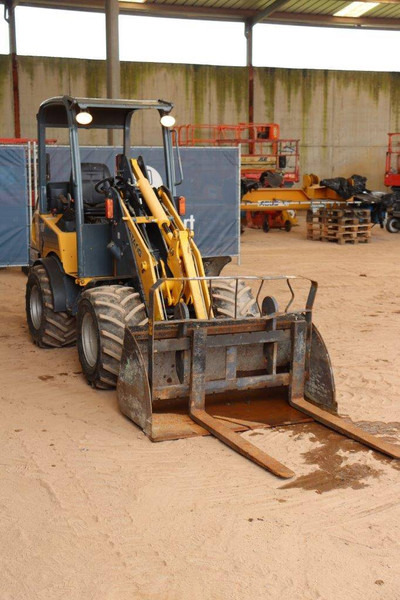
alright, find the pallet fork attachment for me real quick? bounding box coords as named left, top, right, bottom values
left=117, top=276, right=400, bottom=478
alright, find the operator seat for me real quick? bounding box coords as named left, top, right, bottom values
left=80, top=162, right=111, bottom=213
left=68, top=162, right=111, bottom=218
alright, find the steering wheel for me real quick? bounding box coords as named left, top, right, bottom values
left=94, top=177, right=114, bottom=195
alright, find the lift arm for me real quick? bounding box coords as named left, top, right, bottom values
left=121, top=159, right=212, bottom=320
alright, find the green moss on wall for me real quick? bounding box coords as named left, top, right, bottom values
left=182, top=65, right=191, bottom=103
left=322, top=70, right=329, bottom=148
left=124, top=62, right=246, bottom=124
left=214, top=67, right=227, bottom=122
left=260, top=68, right=276, bottom=121
left=365, top=71, right=387, bottom=106
left=0, top=56, right=10, bottom=106
left=276, top=68, right=303, bottom=113
left=56, top=58, right=69, bottom=87
left=334, top=70, right=388, bottom=106
left=271, top=68, right=336, bottom=161
left=214, top=66, right=246, bottom=122
left=5, top=55, right=400, bottom=164
left=300, top=70, right=311, bottom=142
left=19, top=56, right=36, bottom=89
left=389, top=72, right=400, bottom=131
left=26, top=56, right=68, bottom=91
left=191, top=65, right=207, bottom=124
left=274, top=68, right=316, bottom=162
left=67, top=58, right=84, bottom=92
left=42, top=57, right=68, bottom=89
left=121, top=62, right=140, bottom=98
left=121, top=62, right=184, bottom=100
left=84, top=60, right=105, bottom=98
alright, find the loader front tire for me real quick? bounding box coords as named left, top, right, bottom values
left=26, top=264, right=76, bottom=348
left=77, top=285, right=147, bottom=389
left=211, top=280, right=260, bottom=318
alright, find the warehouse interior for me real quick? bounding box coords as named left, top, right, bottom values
left=1, top=1, right=400, bottom=599
left=2, top=1, right=400, bottom=187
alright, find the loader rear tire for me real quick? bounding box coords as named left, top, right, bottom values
left=211, top=280, right=260, bottom=318
left=77, top=285, right=148, bottom=389
left=26, top=264, right=76, bottom=348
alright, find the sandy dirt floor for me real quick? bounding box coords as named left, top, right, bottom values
left=1, top=216, right=399, bottom=600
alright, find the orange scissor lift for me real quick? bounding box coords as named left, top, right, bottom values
left=176, top=123, right=300, bottom=232
left=176, top=122, right=300, bottom=184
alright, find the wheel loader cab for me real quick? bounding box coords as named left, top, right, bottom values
left=35, top=96, right=177, bottom=281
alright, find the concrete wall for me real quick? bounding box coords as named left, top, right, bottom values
left=1, top=55, right=399, bottom=188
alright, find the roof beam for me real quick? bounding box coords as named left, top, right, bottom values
left=339, top=0, right=400, bottom=3
left=4, top=0, right=400, bottom=30
left=4, top=0, right=254, bottom=20
left=250, top=0, right=290, bottom=27
left=266, top=11, right=400, bottom=30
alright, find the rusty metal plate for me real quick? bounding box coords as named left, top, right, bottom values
left=150, top=410, right=247, bottom=442
left=149, top=389, right=312, bottom=442
left=207, top=388, right=312, bottom=428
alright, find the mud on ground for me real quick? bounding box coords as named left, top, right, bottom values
left=1, top=216, right=399, bottom=599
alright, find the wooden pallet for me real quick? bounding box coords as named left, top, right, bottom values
left=333, top=236, right=370, bottom=245
left=320, top=208, right=370, bottom=219
left=306, top=208, right=372, bottom=244
left=306, top=222, right=323, bottom=240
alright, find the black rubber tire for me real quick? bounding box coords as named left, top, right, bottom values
left=386, top=216, right=400, bottom=233
left=26, top=264, right=76, bottom=348
left=211, top=280, right=260, bottom=318
left=77, top=284, right=148, bottom=389
left=262, top=217, right=270, bottom=233
left=284, top=220, right=292, bottom=232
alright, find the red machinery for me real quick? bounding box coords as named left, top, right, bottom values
left=384, top=133, right=400, bottom=233
left=0, top=138, right=57, bottom=145
left=384, top=133, right=400, bottom=188
left=176, top=123, right=300, bottom=185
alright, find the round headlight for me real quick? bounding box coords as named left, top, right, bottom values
left=160, top=115, right=176, bottom=128
left=76, top=110, right=93, bottom=126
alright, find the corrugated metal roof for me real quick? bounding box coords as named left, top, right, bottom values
left=5, top=0, right=400, bottom=29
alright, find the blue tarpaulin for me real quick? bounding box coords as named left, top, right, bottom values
left=47, top=146, right=240, bottom=258
left=0, top=144, right=239, bottom=266
left=0, top=146, right=29, bottom=267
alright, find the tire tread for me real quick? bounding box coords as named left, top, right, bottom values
left=78, top=284, right=147, bottom=389
left=26, top=264, right=76, bottom=348
left=212, top=280, right=259, bottom=319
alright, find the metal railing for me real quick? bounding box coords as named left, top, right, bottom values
left=148, top=275, right=318, bottom=324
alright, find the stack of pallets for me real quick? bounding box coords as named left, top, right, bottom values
left=306, top=208, right=372, bottom=244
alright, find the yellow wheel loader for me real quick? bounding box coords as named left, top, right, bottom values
left=26, top=96, right=400, bottom=479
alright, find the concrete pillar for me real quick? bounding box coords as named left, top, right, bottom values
left=105, top=0, right=120, bottom=144
left=245, top=21, right=254, bottom=152
left=8, top=5, right=21, bottom=139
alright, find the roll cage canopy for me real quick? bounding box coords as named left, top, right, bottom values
left=37, top=96, right=174, bottom=131
left=37, top=95, right=177, bottom=218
